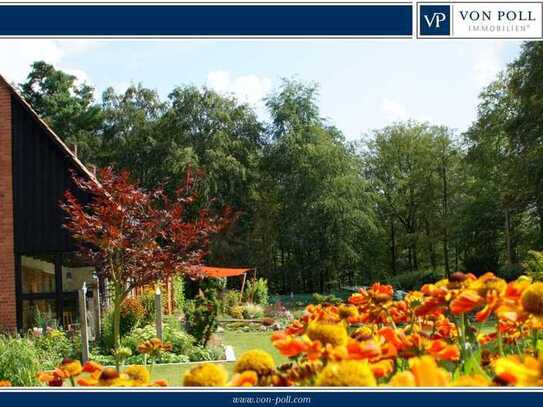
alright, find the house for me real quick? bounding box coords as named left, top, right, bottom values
left=0, top=74, right=97, bottom=332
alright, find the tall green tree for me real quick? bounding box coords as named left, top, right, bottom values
left=19, top=61, right=103, bottom=162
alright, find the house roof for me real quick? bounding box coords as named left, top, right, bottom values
left=0, top=73, right=98, bottom=183
left=201, top=266, right=253, bottom=278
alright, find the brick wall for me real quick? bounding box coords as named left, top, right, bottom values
left=0, top=81, right=16, bottom=331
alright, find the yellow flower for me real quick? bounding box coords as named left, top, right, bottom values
left=389, top=371, right=416, bottom=387
left=452, top=375, right=490, bottom=387
left=183, top=363, right=228, bottom=387
left=306, top=322, right=348, bottom=347
left=234, top=350, right=275, bottom=376
left=315, top=360, right=376, bottom=387
left=521, top=282, right=543, bottom=317
left=409, top=356, right=450, bottom=386
left=494, top=355, right=542, bottom=386
left=124, top=365, right=150, bottom=385
left=230, top=371, right=258, bottom=387
left=338, top=304, right=358, bottom=320
left=98, top=367, right=122, bottom=386
left=390, top=356, right=450, bottom=387
left=59, top=358, right=83, bottom=377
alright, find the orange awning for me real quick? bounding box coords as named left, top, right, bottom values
left=201, top=266, right=253, bottom=278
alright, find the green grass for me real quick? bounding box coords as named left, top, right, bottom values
left=149, top=329, right=286, bottom=386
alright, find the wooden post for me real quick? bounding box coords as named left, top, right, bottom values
left=240, top=272, right=247, bottom=301
left=79, top=282, right=89, bottom=363
left=155, top=285, right=163, bottom=341
left=93, top=274, right=101, bottom=339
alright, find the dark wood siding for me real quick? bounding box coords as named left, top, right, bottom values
left=11, top=95, right=90, bottom=254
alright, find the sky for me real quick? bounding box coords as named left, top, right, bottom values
left=0, top=39, right=522, bottom=140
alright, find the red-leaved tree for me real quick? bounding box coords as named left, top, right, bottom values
left=61, top=167, right=231, bottom=349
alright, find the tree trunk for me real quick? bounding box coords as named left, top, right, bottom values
left=537, top=195, right=543, bottom=250
left=505, top=207, right=513, bottom=272
left=390, top=220, right=397, bottom=275
left=442, top=163, right=450, bottom=277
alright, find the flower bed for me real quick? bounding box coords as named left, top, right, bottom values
left=6, top=272, right=543, bottom=387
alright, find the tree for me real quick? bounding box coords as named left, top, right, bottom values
left=61, top=167, right=231, bottom=349
left=19, top=61, right=103, bottom=162
left=364, top=121, right=463, bottom=279
left=260, top=79, right=378, bottom=292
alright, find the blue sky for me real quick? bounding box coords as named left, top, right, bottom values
left=0, top=39, right=522, bottom=140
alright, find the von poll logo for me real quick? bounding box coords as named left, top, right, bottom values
left=420, top=5, right=451, bottom=36
left=419, top=2, right=543, bottom=38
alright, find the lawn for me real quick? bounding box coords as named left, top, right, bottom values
left=149, top=329, right=286, bottom=386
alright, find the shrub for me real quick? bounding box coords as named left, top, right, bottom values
left=222, top=289, right=241, bottom=314
left=139, top=287, right=168, bottom=324
left=0, top=335, right=40, bottom=386
left=122, top=323, right=195, bottom=355
left=120, top=297, right=146, bottom=335
left=387, top=269, right=444, bottom=291
left=188, top=346, right=225, bottom=362
left=184, top=295, right=219, bottom=346
left=32, top=329, right=78, bottom=369
left=229, top=304, right=244, bottom=319
left=313, top=293, right=342, bottom=305
left=244, top=278, right=269, bottom=305
left=172, top=276, right=185, bottom=313
left=242, top=303, right=264, bottom=319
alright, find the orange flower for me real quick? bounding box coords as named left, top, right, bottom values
left=272, top=333, right=308, bottom=358
left=137, top=338, right=173, bottom=354
left=152, top=379, right=169, bottom=387
left=345, top=339, right=381, bottom=361
left=494, top=355, right=542, bottom=386
left=432, top=317, right=457, bottom=340
left=230, top=371, right=258, bottom=387
left=370, top=359, right=394, bottom=378
left=285, top=320, right=306, bottom=336
left=59, top=358, right=83, bottom=377
left=409, top=356, right=450, bottom=386
left=425, top=340, right=460, bottom=361
left=77, top=377, right=99, bottom=386
left=0, top=380, right=11, bottom=387
left=450, top=289, right=483, bottom=314
left=82, top=361, right=104, bottom=374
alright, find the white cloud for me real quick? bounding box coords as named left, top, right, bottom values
left=473, top=41, right=505, bottom=87
left=380, top=98, right=409, bottom=121
left=380, top=97, right=433, bottom=124
left=206, top=70, right=272, bottom=106
left=0, top=39, right=98, bottom=85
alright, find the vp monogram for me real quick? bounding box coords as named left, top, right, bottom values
left=424, top=12, right=447, bottom=28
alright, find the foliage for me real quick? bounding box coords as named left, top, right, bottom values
left=0, top=336, right=40, bottom=386
left=32, top=329, right=79, bottom=369
left=244, top=278, right=269, bottom=305
left=188, top=346, right=225, bottom=362
left=18, top=61, right=104, bottom=162
left=121, top=323, right=194, bottom=356
left=120, top=297, right=146, bottom=335
left=184, top=293, right=220, bottom=346
left=241, top=303, right=265, bottom=319
left=387, top=269, right=445, bottom=291
left=172, top=276, right=185, bottom=314
left=228, top=305, right=245, bottom=319
left=22, top=49, right=543, bottom=298
left=61, top=167, right=231, bottom=349
left=312, top=293, right=342, bottom=305
left=523, top=250, right=543, bottom=281
left=222, top=289, right=241, bottom=315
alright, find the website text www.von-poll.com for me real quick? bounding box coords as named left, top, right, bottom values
left=232, top=395, right=312, bottom=405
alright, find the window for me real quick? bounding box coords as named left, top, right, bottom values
left=61, top=252, right=95, bottom=292
left=21, top=299, right=56, bottom=331
left=21, top=255, right=56, bottom=294
left=17, top=252, right=96, bottom=331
